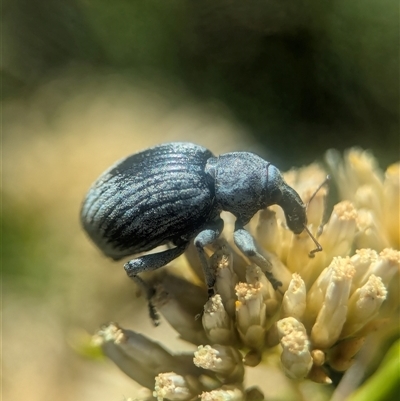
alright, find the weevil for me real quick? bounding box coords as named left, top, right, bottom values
left=81, top=142, right=321, bottom=323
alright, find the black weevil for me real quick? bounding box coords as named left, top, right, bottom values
left=81, top=142, right=321, bottom=323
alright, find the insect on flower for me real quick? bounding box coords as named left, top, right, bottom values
left=81, top=142, right=323, bottom=323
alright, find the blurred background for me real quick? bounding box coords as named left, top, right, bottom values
left=2, top=1, right=399, bottom=400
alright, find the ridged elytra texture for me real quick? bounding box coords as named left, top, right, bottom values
left=81, top=142, right=217, bottom=260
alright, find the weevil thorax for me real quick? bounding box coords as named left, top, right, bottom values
left=205, top=152, right=273, bottom=224
left=205, top=152, right=307, bottom=233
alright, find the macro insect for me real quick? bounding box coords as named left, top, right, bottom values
left=81, top=142, right=322, bottom=323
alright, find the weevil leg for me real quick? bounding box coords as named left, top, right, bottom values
left=194, top=217, right=224, bottom=297
left=124, top=243, right=188, bottom=325
left=233, top=223, right=282, bottom=290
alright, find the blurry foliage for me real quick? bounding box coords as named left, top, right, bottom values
left=2, top=197, right=52, bottom=291
left=347, top=340, right=400, bottom=401
left=2, top=0, right=399, bottom=167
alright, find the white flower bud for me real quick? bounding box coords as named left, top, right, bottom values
left=356, top=209, right=389, bottom=251
left=153, top=372, right=193, bottom=401
left=194, top=345, right=244, bottom=382
left=235, top=282, right=266, bottom=350
left=200, top=386, right=244, bottom=401
left=276, top=317, right=307, bottom=338
left=282, top=273, right=307, bottom=320
left=310, top=257, right=355, bottom=348
left=367, top=248, right=400, bottom=287
left=277, top=318, right=312, bottom=379
left=256, top=208, right=281, bottom=255
left=341, top=275, right=387, bottom=338
left=311, top=349, right=325, bottom=366
left=202, top=295, right=237, bottom=345
left=94, top=323, right=179, bottom=389
left=213, top=244, right=239, bottom=318
left=318, top=201, right=358, bottom=258
left=350, top=248, right=378, bottom=288
left=326, top=148, right=383, bottom=202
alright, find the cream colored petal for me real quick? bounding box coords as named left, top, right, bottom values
left=310, top=257, right=355, bottom=348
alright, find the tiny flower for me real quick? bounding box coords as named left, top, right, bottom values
left=212, top=243, right=239, bottom=318
left=200, top=386, right=245, bottom=401
left=194, top=344, right=244, bottom=382
left=280, top=330, right=312, bottom=380
left=235, top=281, right=267, bottom=351
left=286, top=200, right=358, bottom=287
left=325, top=148, right=384, bottom=203
left=356, top=209, right=388, bottom=251
left=326, top=149, right=399, bottom=249
left=93, top=323, right=191, bottom=389
left=368, top=248, right=400, bottom=287
left=369, top=248, right=400, bottom=315
left=309, top=257, right=355, bottom=348
left=310, top=349, right=325, bottom=367
left=350, top=248, right=379, bottom=287
left=318, top=201, right=358, bottom=259
left=281, top=273, right=307, bottom=320
left=276, top=316, right=307, bottom=338
left=153, top=372, right=194, bottom=401
left=255, top=208, right=282, bottom=255
left=276, top=317, right=313, bottom=379
left=341, top=274, right=387, bottom=338
left=202, top=295, right=237, bottom=345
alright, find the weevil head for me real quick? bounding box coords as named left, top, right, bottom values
left=280, top=187, right=307, bottom=234
left=265, top=164, right=307, bottom=234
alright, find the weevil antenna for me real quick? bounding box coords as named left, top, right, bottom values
left=304, top=175, right=330, bottom=257
left=306, top=174, right=331, bottom=238
left=306, top=175, right=331, bottom=208
left=303, top=224, right=322, bottom=257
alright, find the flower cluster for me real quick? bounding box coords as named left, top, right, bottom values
left=92, top=149, right=399, bottom=400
